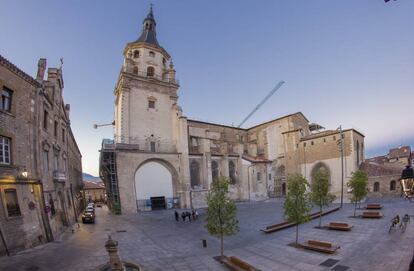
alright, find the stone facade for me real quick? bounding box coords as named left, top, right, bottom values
left=84, top=181, right=106, bottom=203
left=0, top=55, right=83, bottom=255
left=100, top=8, right=365, bottom=214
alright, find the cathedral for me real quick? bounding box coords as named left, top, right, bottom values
left=99, top=8, right=365, bottom=214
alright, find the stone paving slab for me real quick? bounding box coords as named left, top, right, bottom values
left=0, top=199, right=413, bottom=270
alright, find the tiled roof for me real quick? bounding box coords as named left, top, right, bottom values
left=0, top=54, right=40, bottom=87
left=359, top=161, right=402, bottom=177
left=83, top=181, right=105, bottom=190
left=366, top=155, right=388, bottom=164
left=388, top=146, right=411, bottom=159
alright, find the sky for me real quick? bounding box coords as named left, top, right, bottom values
left=1, top=1, right=413, bottom=176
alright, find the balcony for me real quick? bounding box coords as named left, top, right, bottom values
left=53, top=171, right=67, bottom=183
left=131, top=70, right=179, bottom=85
left=107, top=137, right=178, bottom=153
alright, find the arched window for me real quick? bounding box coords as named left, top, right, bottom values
left=147, top=66, right=155, bottom=77
left=190, top=160, right=200, bottom=188
left=373, top=182, right=380, bottom=192
left=133, top=50, right=140, bottom=58
left=311, top=162, right=330, bottom=185
left=149, top=51, right=155, bottom=57
left=281, top=182, right=286, bottom=196
left=229, top=160, right=236, bottom=184
left=390, top=180, right=396, bottom=191
left=211, top=160, right=219, bottom=182
left=133, top=66, right=138, bottom=75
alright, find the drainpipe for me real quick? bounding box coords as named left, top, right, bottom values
left=70, top=183, right=78, bottom=223
left=0, top=222, right=9, bottom=256
left=247, top=164, right=254, bottom=202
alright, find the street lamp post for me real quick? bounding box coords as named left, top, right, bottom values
left=338, top=126, right=345, bottom=208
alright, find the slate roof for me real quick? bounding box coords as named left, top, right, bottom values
left=83, top=181, right=105, bottom=190
left=134, top=6, right=160, bottom=47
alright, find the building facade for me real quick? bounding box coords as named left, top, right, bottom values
left=0, top=55, right=83, bottom=255
left=100, top=8, right=365, bottom=214
left=84, top=181, right=106, bottom=203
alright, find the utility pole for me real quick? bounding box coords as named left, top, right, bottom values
left=338, top=126, right=344, bottom=208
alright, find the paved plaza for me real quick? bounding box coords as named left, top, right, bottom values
left=0, top=198, right=413, bottom=271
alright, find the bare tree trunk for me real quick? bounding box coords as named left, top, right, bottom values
left=354, top=202, right=357, bottom=217
left=319, top=205, right=322, bottom=227
left=220, top=232, right=224, bottom=258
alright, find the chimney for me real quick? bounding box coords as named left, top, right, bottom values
left=36, top=58, right=47, bottom=81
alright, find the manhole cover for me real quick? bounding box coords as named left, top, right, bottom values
left=320, top=258, right=339, bottom=267
left=25, top=266, right=40, bottom=271
left=332, top=265, right=349, bottom=271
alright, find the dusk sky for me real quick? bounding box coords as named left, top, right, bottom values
left=2, top=1, right=413, bottom=176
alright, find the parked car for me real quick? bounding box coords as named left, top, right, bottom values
left=86, top=206, right=94, bottom=213
left=87, top=202, right=95, bottom=208
left=82, top=211, right=95, bottom=223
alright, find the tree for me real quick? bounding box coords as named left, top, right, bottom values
left=349, top=170, right=368, bottom=217
left=284, top=174, right=311, bottom=246
left=309, top=169, right=336, bottom=227
left=205, top=176, right=239, bottom=258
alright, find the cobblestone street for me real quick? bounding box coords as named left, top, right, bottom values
left=0, top=198, right=413, bottom=271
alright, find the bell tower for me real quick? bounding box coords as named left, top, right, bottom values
left=114, top=6, right=181, bottom=151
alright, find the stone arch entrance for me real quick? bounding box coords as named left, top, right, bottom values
left=134, top=159, right=179, bottom=211
left=311, top=162, right=331, bottom=185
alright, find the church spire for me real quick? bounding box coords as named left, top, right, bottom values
left=135, top=4, right=159, bottom=46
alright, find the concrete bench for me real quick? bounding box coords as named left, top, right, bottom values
left=299, top=240, right=340, bottom=254
left=328, top=222, right=353, bottom=231
left=220, top=256, right=261, bottom=271
left=362, top=211, right=383, bottom=218
left=365, top=204, right=383, bottom=210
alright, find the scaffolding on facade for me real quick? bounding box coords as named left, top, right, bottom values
left=99, top=139, right=121, bottom=213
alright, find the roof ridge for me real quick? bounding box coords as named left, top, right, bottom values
left=0, top=54, right=40, bottom=87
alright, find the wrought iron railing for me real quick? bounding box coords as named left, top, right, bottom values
left=131, top=70, right=179, bottom=85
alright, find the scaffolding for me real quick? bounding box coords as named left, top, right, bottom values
left=99, top=139, right=121, bottom=213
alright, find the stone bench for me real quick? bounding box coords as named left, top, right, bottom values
left=328, top=222, right=353, bottom=231
left=362, top=211, right=383, bottom=218
left=299, top=240, right=340, bottom=254
left=365, top=204, right=383, bottom=210
left=220, top=256, right=261, bottom=271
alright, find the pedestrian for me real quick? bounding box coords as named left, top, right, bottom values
left=187, top=211, right=192, bottom=222
left=192, top=209, right=196, bottom=221
left=174, top=210, right=179, bottom=222
left=181, top=212, right=186, bottom=222
left=195, top=209, right=199, bottom=220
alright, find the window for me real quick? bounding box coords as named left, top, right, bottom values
left=150, top=141, right=156, bottom=152
left=53, top=153, right=59, bottom=171
left=311, top=141, right=314, bottom=146
left=211, top=160, right=219, bottom=181
left=190, top=160, right=200, bottom=187
left=148, top=100, right=155, bottom=109
left=54, top=121, right=58, bottom=137
left=390, top=180, right=396, bottom=191
left=43, top=150, right=49, bottom=172
left=62, top=157, right=67, bottom=172
left=43, top=110, right=49, bottom=130
left=269, top=173, right=272, bottom=180
left=356, top=140, right=360, bottom=165
left=5, top=189, right=21, bottom=217
left=333, top=136, right=336, bottom=141
left=323, top=138, right=326, bottom=143
left=49, top=194, right=56, bottom=216
left=62, top=128, right=65, bottom=142
left=133, top=50, right=140, bottom=58
left=147, top=66, right=155, bottom=77
left=1, top=87, right=12, bottom=112
left=149, top=51, right=155, bottom=57
left=303, top=142, right=306, bottom=147
left=0, top=136, right=11, bottom=164
left=229, top=160, right=236, bottom=184
left=257, top=172, right=261, bottom=181
left=133, top=66, right=138, bottom=75
left=373, top=182, right=380, bottom=192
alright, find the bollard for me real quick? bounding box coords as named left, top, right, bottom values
left=202, top=239, right=207, bottom=248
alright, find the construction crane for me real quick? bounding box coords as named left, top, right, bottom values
left=237, top=80, right=285, bottom=128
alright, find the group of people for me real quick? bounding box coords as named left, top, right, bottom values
left=390, top=214, right=411, bottom=233
left=175, top=209, right=199, bottom=222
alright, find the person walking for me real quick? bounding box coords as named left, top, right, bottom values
left=192, top=209, right=196, bottom=221
left=195, top=209, right=199, bottom=220
left=174, top=210, right=179, bottom=222
left=181, top=212, right=186, bottom=222
left=187, top=211, right=192, bottom=222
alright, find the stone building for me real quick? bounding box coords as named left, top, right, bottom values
left=362, top=145, right=412, bottom=197
left=100, top=8, right=365, bottom=214
left=0, top=55, right=83, bottom=255
left=84, top=181, right=106, bottom=203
